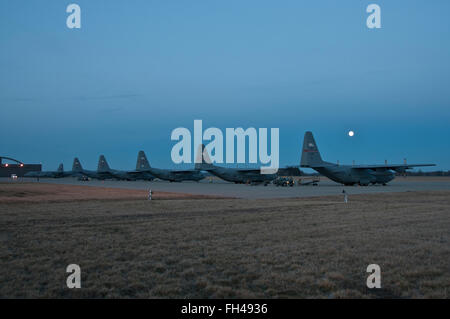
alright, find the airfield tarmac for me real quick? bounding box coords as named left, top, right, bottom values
left=0, top=181, right=449, bottom=298
left=18, top=176, right=450, bottom=199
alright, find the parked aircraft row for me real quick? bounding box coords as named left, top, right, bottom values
left=25, top=132, right=436, bottom=186
left=25, top=151, right=203, bottom=182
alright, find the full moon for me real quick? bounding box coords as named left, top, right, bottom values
left=348, top=130, right=355, bottom=137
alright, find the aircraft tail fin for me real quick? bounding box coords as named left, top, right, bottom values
left=300, top=131, right=324, bottom=167
left=98, top=155, right=110, bottom=172
left=72, top=157, right=83, bottom=172
left=136, top=151, right=151, bottom=170
left=195, top=144, right=214, bottom=170
left=57, top=163, right=64, bottom=172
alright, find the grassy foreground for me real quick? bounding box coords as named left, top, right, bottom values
left=0, top=184, right=449, bottom=298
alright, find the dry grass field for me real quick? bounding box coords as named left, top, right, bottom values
left=0, top=183, right=449, bottom=298
left=0, top=182, right=225, bottom=203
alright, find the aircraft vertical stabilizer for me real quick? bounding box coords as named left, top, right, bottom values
left=195, top=144, right=214, bottom=170
left=98, top=155, right=110, bottom=172
left=300, top=131, right=324, bottom=167
left=72, top=158, right=83, bottom=172
left=136, top=151, right=151, bottom=170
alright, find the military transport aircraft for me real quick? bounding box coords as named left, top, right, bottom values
left=25, top=163, right=67, bottom=178
left=195, top=145, right=278, bottom=185
left=97, top=155, right=141, bottom=181
left=70, top=157, right=103, bottom=179
left=300, top=131, right=435, bottom=186
left=132, top=150, right=205, bottom=182
left=97, top=154, right=156, bottom=181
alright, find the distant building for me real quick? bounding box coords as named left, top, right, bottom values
left=0, top=156, right=41, bottom=177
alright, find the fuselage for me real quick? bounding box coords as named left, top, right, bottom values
left=147, top=168, right=205, bottom=182
left=313, top=163, right=395, bottom=185
left=132, top=170, right=155, bottom=181
left=206, top=166, right=277, bottom=184
left=97, top=169, right=137, bottom=181
left=72, top=169, right=102, bottom=179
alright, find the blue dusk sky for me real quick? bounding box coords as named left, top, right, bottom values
left=1, top=1, right=449, bottom=171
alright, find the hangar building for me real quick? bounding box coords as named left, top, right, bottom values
left=0, top=156, right=42, bottom=177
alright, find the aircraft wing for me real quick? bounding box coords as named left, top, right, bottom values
left=237, top=169, right=262, bottom=174
left=172, top=170, right=196, bottom=175
left=126, top=170, right=141, bottom=175
left=127, top=169, right=193, bottom=175
left=352, top=163, right=435, bottom=171
left=125, top=170, right=152, bottom=177
left=235, top=169, right=280, bottom=176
